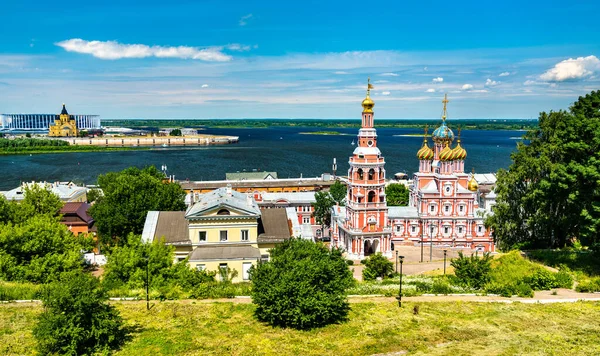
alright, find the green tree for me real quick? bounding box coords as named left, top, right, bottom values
left=170, top=129, right=182, bottom=136
left=90, top=166, right=186, bottom=245
left=17, top=184, right=64, bottom=223
left=487, top=91, right=600, bottom=249
left=312, top=190, right=335, bottom=233
left=451, top=252, right=492, bottom=289
left=0, top=195, right=15, bottom=224
left=250, top=238, right=354, bottom=329
left=362, top=253, right=394, bottom=281
left=385, top=184, right=409, bottom=206
left=33, top=271, right=127, bottom=355
left=0, top=216, right=88, bottom=283
left=86, top=188, right=102, bottom=204
left=328, top=180, right=347, bottom=206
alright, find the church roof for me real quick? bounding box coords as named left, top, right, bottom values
left=257, top=208, right=292, bottom=243
left=420, top=180, right=439, bottom=194
left=61, top=104, right=69, bottom=115
left=388, top=206, right=419, bottom=218
left=260, top=191, right=316, bottom=204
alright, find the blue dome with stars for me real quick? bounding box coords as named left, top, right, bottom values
left=432, top=121, right=454, bottom=143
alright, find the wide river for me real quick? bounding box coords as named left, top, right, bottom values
left=0, top=127, right=523, bottom=190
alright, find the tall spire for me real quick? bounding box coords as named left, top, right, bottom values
left=361, top=78, right=375, bottom=113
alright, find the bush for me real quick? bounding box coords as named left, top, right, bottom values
left=0, top=281, right=41, bottom=301
left=553, top=270, right=574, bottom=289
left=33, top=271, right=127, bottom=355
left=451, top=252, right=492, bottom=289
left=251, top=238, right=354, bottom=330
left=485, top=281, right=534, bottom=298
left=523, top=269, right=556, bottom=290
left=576, top=277, right=600, bottom=293
left=345, top=260, right=354, bottom=266
left=362, top=253, right=394, bottom=281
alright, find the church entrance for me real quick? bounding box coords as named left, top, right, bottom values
left=363, top=239, right=379, bottom=256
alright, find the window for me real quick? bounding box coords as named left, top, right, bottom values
left=430, top=205, right=435, bottom=212
left=368, top=169, right=375, bottom=180
left=478, top=226, right=483, bottom=233
left=217, top=209, right=230, bottom=215
left=241, top=230, right=249, bottom=241
left=242, top=262, right=252, bottom=281
left=444, top=206, right=450, bottom=212
left=368, top=191, right=376, bottom=202
left=396, top=225, right=401, bottom=232
left=458, top=226, right=463, bottom=234
left=430, top=226, right=435, bottom=235
left=198, top=231, right=207, bottom=242
left=444, top=227, right=449, bottom=234
left=357, top=168, right=364, bottom=179
left=459, top=206, right=464, bottom=212
left=219, top=263, right=228, bottom=281
left=220, top=230, right=228, bottom=242
left=411, top=226, right=416, bottom=233
left=196, top=264, right=205, bottom=271
left=303, top=217, right=310, bottom=224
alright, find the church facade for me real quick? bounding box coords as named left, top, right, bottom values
left=49, top=104, right=79, bottom=137
left=331, top=85, right=494, bottom=260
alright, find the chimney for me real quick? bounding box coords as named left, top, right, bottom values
left=247, top=193, right=253, bottom=206
left=226, top=184, right=232, bottom=196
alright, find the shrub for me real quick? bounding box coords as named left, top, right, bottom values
left=523, top=269, right=556, bottom=290
left=33, top=271, right=127, bottom=355
left=451, top=252, right=492, bottom=289
left=251, top=238, right=354, bottom=330
left=576, top=277, right=600, bottom=293
left=345, top=260, right=354, bottom=266
left=0, top=281, right=41, bottom=301
left=553, top=270, right=574, bottom=289
left=362, top=253, right=394, bottom=281
left=431, top=279, right=453, bottom=295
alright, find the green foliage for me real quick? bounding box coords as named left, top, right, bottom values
left=90, top=166, right=186, bottom=245
left=575, top=277, right=600, bottom=292
left=451, top=252, right=492, bottom=289
left=102, top=234, right=215, bottom=291
left=312, top=190, right=335, bottom=228
left=0, top=281, right=41, bottom=301
left=33, top=271, right=126, bottom=356
left=345, top=259, right=354, bottom=266
left=250, top=238, right=354, bottom=329
left=485, top=281, right=534, bottom=298
left=86, top=188, right=102, bottom=203
left=523, top=269, right=560, bottom=290
left=169, top=128, right=182, bottom=136
left=362, top=253, right=394, bottom=281
left=488, top=91, right=600, bottom=250
left=0, top=216, right=87, bottom=283
left=328, top=180, right=347, bottom=206
left=17, top=185, right=64, bottom=223
left=526, top=249, right=600, bottom=277
left=385, top=184, right=410, bottom=206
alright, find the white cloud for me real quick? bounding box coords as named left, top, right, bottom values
left=423, top=66, right=428, bottom=71
left=380, top=72, right=399, bottom=77
left=225, top=43, right=252, bottom=52
left=425, top=88, right=436, bottom=93
left=432, top=77, right=443, bottom=83
left=485, top=78, right=499, bottom=87
left=499, top=72, right=510, bottom=77
left=56, top=39, right=232, bottom=61
left=539, top=55, right=600, bottom=82
left=461, top=84, right=473, bottom=91
left=239, top=14, right=253, bottom=26
left=333, top=71, right=349, bottom=75
left=201, top=84, right=209, bottom=88
left=381, top=91, right=391, bottom=96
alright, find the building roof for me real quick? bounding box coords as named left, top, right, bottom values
left=260, top=191, right=316, bottom=204
left=1, top=181, right=87, bottom=202
left=61, top=104, right=69, bottom=115
left=180, top=176, right=335, bottom=191
left=258, top=208, right=291, bottom=243
left=185, top=187, right=261, bottom=219
left=420, top=180, right=439, bottom=194
left=60, top=202, right=94, bottom=225
left=188, top=245, right=261, bottom=261
left=225, top=171, right=278, bottom=180
left=388, top=206, right=419, bottom=218
left=474, top=173, right=497, bottom=185
left=142, top=211, right=190, bottom=244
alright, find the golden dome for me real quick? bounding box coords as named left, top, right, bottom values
left=362, top=77, right=375, bottom=112
left=452, top=139, right=467, bottom=160
left=468, top=175, right=479, bottom=192
left=417, top=141, right=434, bottom=160
left=439, top=143, right=453, bottom=161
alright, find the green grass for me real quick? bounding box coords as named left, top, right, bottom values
left=526, top=249, right=600, bottom=277
left=0, top=281, right=41, bottom=301
left=1, top=300, right=600, bottom=355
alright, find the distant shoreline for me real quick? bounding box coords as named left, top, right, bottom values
left=299, top=131, right=348, bottom=136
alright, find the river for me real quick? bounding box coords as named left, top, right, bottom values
left=0, top=126, right=522, bottom=190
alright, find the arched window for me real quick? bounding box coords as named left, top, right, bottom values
left=368, top=191, right=376, bottom=203
left=357, top=168, right=364, bottom=180
left=380, top=170, right=384, bottom=179
left=368, top=169, right=375, bottom=180
left=217, top=209, right=231, bottom=215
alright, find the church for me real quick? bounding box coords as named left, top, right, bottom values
left=331, top=82, right=495, bottom=260
left=48, top=104, right=79, bottom=137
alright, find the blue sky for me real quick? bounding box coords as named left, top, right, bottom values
left=1, top=0, right=599, bottom=119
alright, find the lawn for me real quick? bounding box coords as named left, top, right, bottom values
left=2, top=300, right=599, bottom=355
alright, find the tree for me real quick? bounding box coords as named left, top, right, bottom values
left=17, top=184, right=64, bottom=223
left=487, top=91, right=600, bottom=250
left=451, top=252, right=492, bottom=289
left=33, top=271, right=127, bottom=355
left=0, top=216, right=88, bottom=283
left=86, top=188, right=102, bottom=204
left=89, top=166, right=186, bottom=245
left=170, top=129, right=182, bottom=136
left=362, top=253, right=394, bottom=281
left=312, top=190, right=335, bottom=233
left=250, top=238, right=354, bottom=329
left=386, top=184, right=409, bottom=206
left=328, top=180, right=347, bottom=206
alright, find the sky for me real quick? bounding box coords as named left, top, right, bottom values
left=1, top=0, right=599, bottom=119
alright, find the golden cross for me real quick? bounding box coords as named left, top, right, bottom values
left=441, top=93, right=449, bottom=121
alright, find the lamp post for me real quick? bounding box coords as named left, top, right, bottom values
left=396, top=255, right=405, bottom=307
left=430, top=225, right=434, bottom=262
left=144, top=256, right=150, bottom=311
left=443, top=249, right=448, bottom=275
left=395, top=250, right=398, bottom=273
left=420, top=234, right=424, bottom=263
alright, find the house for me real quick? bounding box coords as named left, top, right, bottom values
left=59, top=202, right=95, bottom=235
left=1, top=181, right=87, bottom=203
left=142, top=186, right=292, bottom=282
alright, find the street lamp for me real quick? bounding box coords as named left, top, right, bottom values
left=144, top=256, right=150, bottom=311
left=443, top=249, right=448, bottom=275
left=395, top=250, right=398, bottom=273
left=396, top=255, right=405, bottom=307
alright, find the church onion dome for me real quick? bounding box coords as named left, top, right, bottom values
left=60, top=104, right=68, bottom=115
left=432, top=121, right=454, bottom=143
left=361, top=78, right=375, bottom=113
left=452, top=139, right=467, bottom=160
left=439, top=143, right=454, bottom=161
left=468, top=175, right=479, bottom=192
left=417, top=141, right=434, bottom=160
